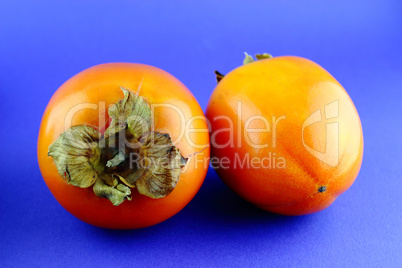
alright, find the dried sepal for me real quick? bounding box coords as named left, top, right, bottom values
left=117, top=166, right=143, bottom=187
left=215, top=52, right=273, bottom=84
left=48, top=125, right=101, bottom=188
left=93, top=178, right=131, bottom=206
left=255, top=53, right=272, bottom=60
left=106, top=87, right=152, bottom=139
left=243, top=52, right=273, bottom=65
left=135, top=132, right=188, bottom=199
left=113, top=173, right=136, bottom=188
left=48, top=87, right=188, bottom=206
left=243, top=52, right=255, bottom=65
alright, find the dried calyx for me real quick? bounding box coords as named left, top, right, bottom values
left=48, top=87, right=188, bottom=206
left=214, top=52, right=272, bottom=83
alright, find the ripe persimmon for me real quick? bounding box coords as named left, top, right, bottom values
left=206, top=54, right=363, bottom=215
left=38, top=63, right=210, bottom=229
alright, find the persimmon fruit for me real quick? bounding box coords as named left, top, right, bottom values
left=37, top=63, right=210, bottom=229
left=206, top=54, right=363, bottom=215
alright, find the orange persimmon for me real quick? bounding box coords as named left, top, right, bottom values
left=38, top=63, right=210, bottom=229
left=206, top=54, right=363, bottom=215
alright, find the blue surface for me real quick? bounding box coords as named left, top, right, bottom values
left=1, top=0, right=401, bottom=267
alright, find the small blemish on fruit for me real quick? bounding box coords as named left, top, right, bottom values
left=318, top=186, right=327, bottom=193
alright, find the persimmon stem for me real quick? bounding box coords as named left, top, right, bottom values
left=215, top=52, right=273, bottom=84
left=214, top=70, right=225, bottom=83
left=106, top=151, right=126, bottom=168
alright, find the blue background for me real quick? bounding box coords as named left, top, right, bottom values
left=1, top=0, right=401, bottom=267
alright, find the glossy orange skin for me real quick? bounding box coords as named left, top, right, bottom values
left=38, top=63, right=210, bottom=229
left=206, top=56, right=363, bottom=215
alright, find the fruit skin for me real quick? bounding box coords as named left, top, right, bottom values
left=206, top=56, right=363, bottom=216
left=38, top=63, right=210, bottom=229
